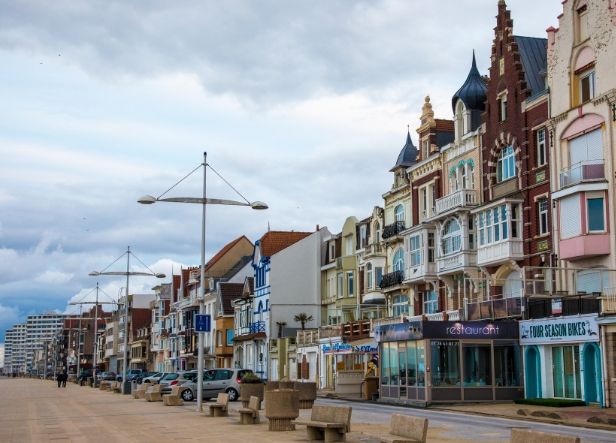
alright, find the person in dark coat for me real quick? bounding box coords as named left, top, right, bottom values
left=56, top=372, right=62, bottom=388
left=62, top=371, right=68, bottom=387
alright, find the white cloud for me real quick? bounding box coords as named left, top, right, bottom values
left=35, top=271, right=74, bottom=285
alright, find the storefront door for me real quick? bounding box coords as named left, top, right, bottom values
left=552, top=345, right=581, bottom=399
left=582, top=343, right=601, bottom=404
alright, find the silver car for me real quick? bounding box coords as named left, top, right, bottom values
left=175, top=368, right=255, bottom=402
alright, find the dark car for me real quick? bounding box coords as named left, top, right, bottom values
left=116, top=369, right=144, bottom=382
left=77, top=370, right=93, bottom=384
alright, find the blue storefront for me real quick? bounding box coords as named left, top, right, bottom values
left=375, top=320, right=522, bottom=405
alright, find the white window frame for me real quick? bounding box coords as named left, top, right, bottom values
left=409, top=234, right=422, bottom=267
left=476, top=204, right=511, bottom=246
left=424, top=290, right=438, bottom=315
left=366, top=263, right=373, bottom=290
left=392, top=294, right=410, bottom=317
left=498, top=92, right=508, bottom=121
left=394, top=204, right=405, bottom=223
left=393, top=248, right=405, bottom=272
left=336, top=272, right=344, bottom=298
left=579, top=69, right=595, bottom=103
left=538, top=198, right=549, bottom=235
left=497, top=145, right=516, bottom=182
left=586, top=192, right=606, bottom=233
left=328, top=241, right=335, bottom=262
left=537, top=128, right=547, bottom=166
left=345, top=235, right=353, bottom=256
left=441, top=218, right=462, bottom=256
left=346, top=272, right=354, bottom=296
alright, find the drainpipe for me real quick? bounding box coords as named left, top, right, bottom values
left=601, top=325, right=609, bottom=408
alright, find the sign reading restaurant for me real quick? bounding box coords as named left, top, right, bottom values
left=519, top=314, right=599, bottom=345
left=375, top=320, right=518, bottom=342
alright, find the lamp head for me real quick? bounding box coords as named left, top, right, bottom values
left=137, top=195, right=157, bottom=205
left=250, top=201, right=269, bottom=210
left=89, top=271, right=100, bottom=277
left=155, top=273, right=166, bottom=279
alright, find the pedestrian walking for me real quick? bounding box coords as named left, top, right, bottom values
left=56, top=372, right=62, bottom=388
left=62, top=371, right=68, bottom=388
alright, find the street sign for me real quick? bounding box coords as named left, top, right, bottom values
left=195, top=314, right=211, bottom=332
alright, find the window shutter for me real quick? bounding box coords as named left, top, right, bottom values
left=559, top=195, right=581, bottom=238
left=585, top=129, right=602, bottom=160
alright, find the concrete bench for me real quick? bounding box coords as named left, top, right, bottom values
left=294, top=404, right=352, bottom=443
left=111, top=381, right=121, bottom=393
left=510, top=428, right=580, bottom=443
left=132, top=383, right=147, bottom=399
left=163, top=385, right=184, bottom=406
left=238, top=396, right=261, bottom=424
left=144, top=384, right=162, bottom=402
left=99, top=381, right=112, bottom=391
left=209, top=393, right=229, bottom=417
left=379, top=414, right=428, bottom=443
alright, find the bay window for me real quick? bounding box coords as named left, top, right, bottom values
left=476, top=203, right=518, bottom=246
left=392, top=294, right=409, bottom=317
left=393, top=248, right=405, bottom=272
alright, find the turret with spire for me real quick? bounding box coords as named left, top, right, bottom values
left=451, top=51, right=487, bottom=132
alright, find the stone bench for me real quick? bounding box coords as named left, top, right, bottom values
left=379, top=414, right=428, bottom=443
left=294, top=404, right=352, bottom=443
left=209, top=393, right=229, bottom=417
left=144, top=384, right=162, bottom=402
left=132, top=383, right=147, bottom=399
left=238, top=396, right=261, bottom=425
left=99, top=381, right=112, bottom=391
left=510, top=428, right=580, bottom=443
left=111, top=381, right=121, bottom=393
left=163, top=385, right=184, bottom=406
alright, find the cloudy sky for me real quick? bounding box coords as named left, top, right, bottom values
left=0, top=0, right=562, bottom=343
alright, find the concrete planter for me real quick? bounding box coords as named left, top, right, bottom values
left=293, top=382, right=317, bottom=409
left=279, top=380, right=294, bottom=389
left=264, top=389, right=299, bottom=431
left=264, top=381, right=279, bottom=392
left=240, top=383, right=264, bottom=408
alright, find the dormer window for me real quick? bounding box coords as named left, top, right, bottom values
left=497, top=146, right=516, bottom=182
left=455, top=101, right=468, bottom=140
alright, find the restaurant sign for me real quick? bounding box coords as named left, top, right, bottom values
left=519, top=314, right=599, bottom=345
left=375, top=320, right=519, bottom=342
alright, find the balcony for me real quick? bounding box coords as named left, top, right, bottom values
left=477, top=239, right=523, bottom=266
left=382, top=221, right=405, bottom=240
left=437, top=251, right=476, bottom=274
left=560, top=160, right=605, bottom=188
left=527, top=294, right=601, bottom=319
left=249, top=321, right=266, bottom=334
left=492, top=178, right=518, bottom=199
left=467, top=296, right=525, bottom=320
left=341, top=320, right=371, bottom=339
left=379, top=271, right=404, bottom=289
left=405, top=261, right=436, bottom=282
left=296, top=329, right=320, bottom=346
left=601, top=291, right=616, bottom=315
left=435, top=189, right=478, bottom=216
left=363, top=243, right=385, bottom=258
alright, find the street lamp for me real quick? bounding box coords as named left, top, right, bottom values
left=90, top=247, right=165, bottom=394
left=138, top=151, right=267, bottom=412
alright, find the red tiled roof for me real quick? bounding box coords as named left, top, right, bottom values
left=205, top=235, right=252, bottom=272
left=258, top=231, right=311, bottom=257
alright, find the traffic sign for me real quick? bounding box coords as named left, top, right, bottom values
left=195, top=314, right=211, bottom=332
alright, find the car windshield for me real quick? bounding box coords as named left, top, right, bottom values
left=163, top=373, right=179, bottom=380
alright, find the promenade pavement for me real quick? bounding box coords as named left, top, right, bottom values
left=0, top=377, right=465, bottom=443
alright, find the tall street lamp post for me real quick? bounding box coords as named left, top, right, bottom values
left=90, top=247, right=165, bottom=394
left=138, top=151, right=267, bottom=412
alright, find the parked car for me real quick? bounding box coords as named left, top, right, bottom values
left=141, top=372, right=165, bottom=384
left=99, top=371, right=117, bottom=381
left=135, top=371, right=158, bottom=384
left=116, top=369, right=144, bottom=382
left=160, top=371, right=199, bottom=396
left=172, top=368, right=254, bottom=402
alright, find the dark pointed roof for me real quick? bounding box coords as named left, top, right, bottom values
left=513, top=36, right=548, bottom=98
left=390, top=129, right=418, bottom=171
left=452, top=52, right=487, bottom=113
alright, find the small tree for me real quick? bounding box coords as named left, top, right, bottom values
left=293, top=313, right=313, bottom=330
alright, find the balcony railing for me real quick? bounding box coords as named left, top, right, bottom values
left=249, top=321, right=266, bottom=333
left=382, top=221, right=405, bottom=240
left=466, top=295, right=525, bottom=320
left=363, top=243, right=384, bottom=257
left=526, top=294, right=600, bottom=319
left=379, top=270, right=404, bottom=289
left=296, top=329, right=320, bottom=346
left=560, top=160, right=605, bottom=188
left=342, top=320, right=371, bottom=339
left=435, top=189, right=478, bottom=215
left=602, top=292, right=616, bottom=315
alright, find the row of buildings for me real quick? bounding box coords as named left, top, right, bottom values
left=4, top=0, right=616, bottom=407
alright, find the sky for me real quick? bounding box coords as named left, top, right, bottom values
left=0, top=0, right=562, bottom=343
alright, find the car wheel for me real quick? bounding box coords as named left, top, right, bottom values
left=226, top=388, right=239, bottom=401
left=181, top=389, right=194, bottom=401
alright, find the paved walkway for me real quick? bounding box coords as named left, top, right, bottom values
left=2, top=378, right=615, bottom=442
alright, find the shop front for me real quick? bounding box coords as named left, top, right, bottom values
left=375, top=320, right=521, bottom=405
left=519, top=314, right=602, bottom=405
left=319, top=337, right=378, bottom=392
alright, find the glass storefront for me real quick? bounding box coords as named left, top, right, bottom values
left=376, top=320, right=522, bottom=404
left=552, top=345, right=581, bottom=399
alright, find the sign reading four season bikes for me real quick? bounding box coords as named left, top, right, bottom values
left=519, top=314, right=599, bottom=345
